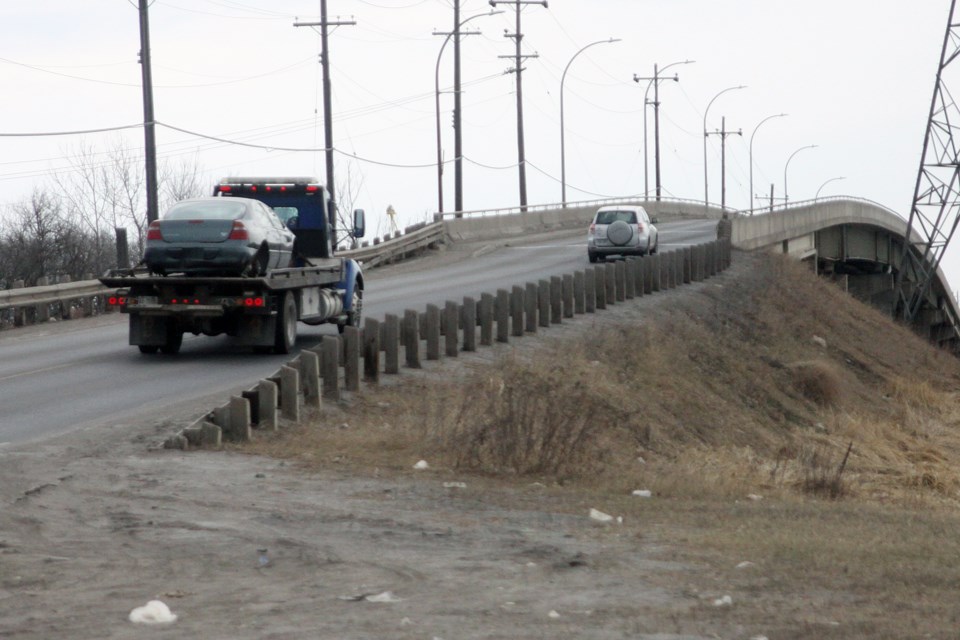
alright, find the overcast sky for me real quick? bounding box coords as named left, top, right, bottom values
left=1, top=0, right=958, bottom=293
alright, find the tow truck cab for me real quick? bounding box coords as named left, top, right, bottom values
left=213, top=176, right=365, bottom=260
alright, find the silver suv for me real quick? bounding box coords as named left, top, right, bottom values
left=587, top=205, right=659, bottom=262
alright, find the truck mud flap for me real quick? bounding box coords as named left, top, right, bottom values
left=130, top=314, right=169, bottom=346
left=234, top=314, right=277, bottom=347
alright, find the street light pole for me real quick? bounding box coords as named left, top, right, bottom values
left=561, top=37, right=620, bottom=207
left=703, top=85, right=746, bottom=211
left=434, top=9, right=500, bottom=215
left=784, top=144, right=818, bottom=204
left=633, top=59, right=693, bottom=201
left=815, top=176, right=846, bottom=200
left=748, top=112, right=787, bottom=214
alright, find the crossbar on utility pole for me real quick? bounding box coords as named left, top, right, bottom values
left=490, top=0, right=548, bottom=213
left=633, top=64, right=685, bottom=202
left=294, top=3, right=356, bottom=243
left=705, top=116, right=741, bottom=210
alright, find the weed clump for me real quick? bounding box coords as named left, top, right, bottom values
left=790, top=360, right=842, bottom=408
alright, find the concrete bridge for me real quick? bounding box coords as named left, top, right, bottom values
left=443, top=195, right=960, bottom=352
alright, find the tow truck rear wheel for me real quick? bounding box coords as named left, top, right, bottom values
left=274, top=291, right=297, bottom=354
left=138, top=345, right=159, bottom=354
left=159, top=325, right=183, bottom=355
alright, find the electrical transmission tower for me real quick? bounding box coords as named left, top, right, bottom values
left=896, top=0, right=960, bottom=324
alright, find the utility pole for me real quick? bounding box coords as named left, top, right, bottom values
left=294, top=3, right=355, bottom=241
left=137, top=0, right=159, bottom=224
left=434, top=5, right=493, bottom=216
left=633, top=64, right=683, bottom=201
left=490, top=0, right=548, bottom=212
left=705, top=116, right=741, bottom=210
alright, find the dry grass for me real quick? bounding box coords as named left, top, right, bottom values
left=241, top=251, right=960, bottom=637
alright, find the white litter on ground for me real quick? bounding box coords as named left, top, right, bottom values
left=413, top=460, right=429, bottom=470
left=443, top=482, right=466, bottom=488
left=736, top=561, right=755, bottom=569
left=632, top=489, right=652, bottom=498
left=548, top=610, right=561, bottom=619
left=747, top=494, right=763, bottom=501
left=129, top=600, right=177, bottom=624
left=364, top=591, right=402, bottom=603
left=713, top=595, right=733, bottom=607
left=589, top=508, right=614, bottom=523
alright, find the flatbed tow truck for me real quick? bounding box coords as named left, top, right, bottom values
left=101, top=177, right=364, bottom=354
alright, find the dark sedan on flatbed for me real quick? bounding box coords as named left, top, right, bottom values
left=143, top=197, right=295, bottom=276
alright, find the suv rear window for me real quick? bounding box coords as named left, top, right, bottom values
left=596, top=210, right=637, bottom=225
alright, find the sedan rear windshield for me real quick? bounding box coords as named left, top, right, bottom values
left=164, top=201, right=247, bottom=221
left=596, top=210, right=637, bottom=224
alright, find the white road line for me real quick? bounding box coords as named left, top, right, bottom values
left=0, top=363, right=71, bottom=383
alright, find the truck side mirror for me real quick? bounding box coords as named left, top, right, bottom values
left=353, top=209, right=366, bottom=238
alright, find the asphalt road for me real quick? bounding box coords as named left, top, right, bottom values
left=0, top=219, right=718, bottom=444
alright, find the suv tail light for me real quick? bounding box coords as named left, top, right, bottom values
left=589, top=223, right=596, bottom=234
left=228, top=221, right=249, bottom=240
left=146, top=221, right=163, bottom=241
left=637, top=223, right=645, bottom=234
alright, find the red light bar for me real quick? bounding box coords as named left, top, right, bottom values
left=219, top=185, right=232, bottom=193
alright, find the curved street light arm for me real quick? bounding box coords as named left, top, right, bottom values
left=703, top=85, right=747, bottom=209
left=748, top=112, right=788, bottom=212
left=560, top=37, right=621, bottom=205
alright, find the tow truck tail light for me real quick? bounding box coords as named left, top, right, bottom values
left=228, top=221, right=249, bottom=240
left=147, top=221, right=163, bottom=241
left=243, top=296, right=266, bottom=307
left=108, top=296, right=127, bottom=306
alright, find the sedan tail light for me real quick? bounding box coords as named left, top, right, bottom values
left=228, top=221, right=249, bottom=240
left=146, top=221, right=163, bottom=241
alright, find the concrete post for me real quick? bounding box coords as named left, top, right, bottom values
left=383, top=313, right=400, bottom=374
left=614, top=261, right=626, bottom=301
left=624, top=259, right=636, bottom=299
left=594, top=266, right=606, bottom=309
left=444, top=301, right=459, bottom=356
left=652, top=254, right=662, bottom=292
left=462, top=296, right=477, bottom=351
left=538, top=279, right=550, bottom=327
left=573, top=271, right=586, bottom=313
left=344, top=326, right=361, bottom=392
left=226, top=396, right=252, bottom=442
left=258, top=379, right=278, bottom=430
left=364, top=318, right=381, bottom=383
left=524, top=282, right=538, bottom=332
left=278, top=365, right=300, bottom=422
left=510, top=286, right=525, bottom=337
left=320, top=338, right=341, bottom=400
left=425, top=304, right=441, bottom=360
left=562, top=273, right=574, bottom=317
left=403, top=309, right=421, bottom=368
left=496, top=288, right=510, bottom=343
left=605, top=263, right=617, bottom=305
left=36, top=303, right=50, bottom=323
left=550, top=275, right=562, bottom=323
left=479, top=293, right=494, bottom=346
left=299, top=350, right=321, bottom=409
left=584, top=268, right=596, bottom=313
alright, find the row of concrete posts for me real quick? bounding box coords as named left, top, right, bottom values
left=169, top=239, right=731, bottom=448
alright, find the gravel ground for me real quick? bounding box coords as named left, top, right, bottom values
left=1, top=235, right=737, bottom=640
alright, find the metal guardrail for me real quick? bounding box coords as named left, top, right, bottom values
left=440, top=195, right=738, bottom=219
